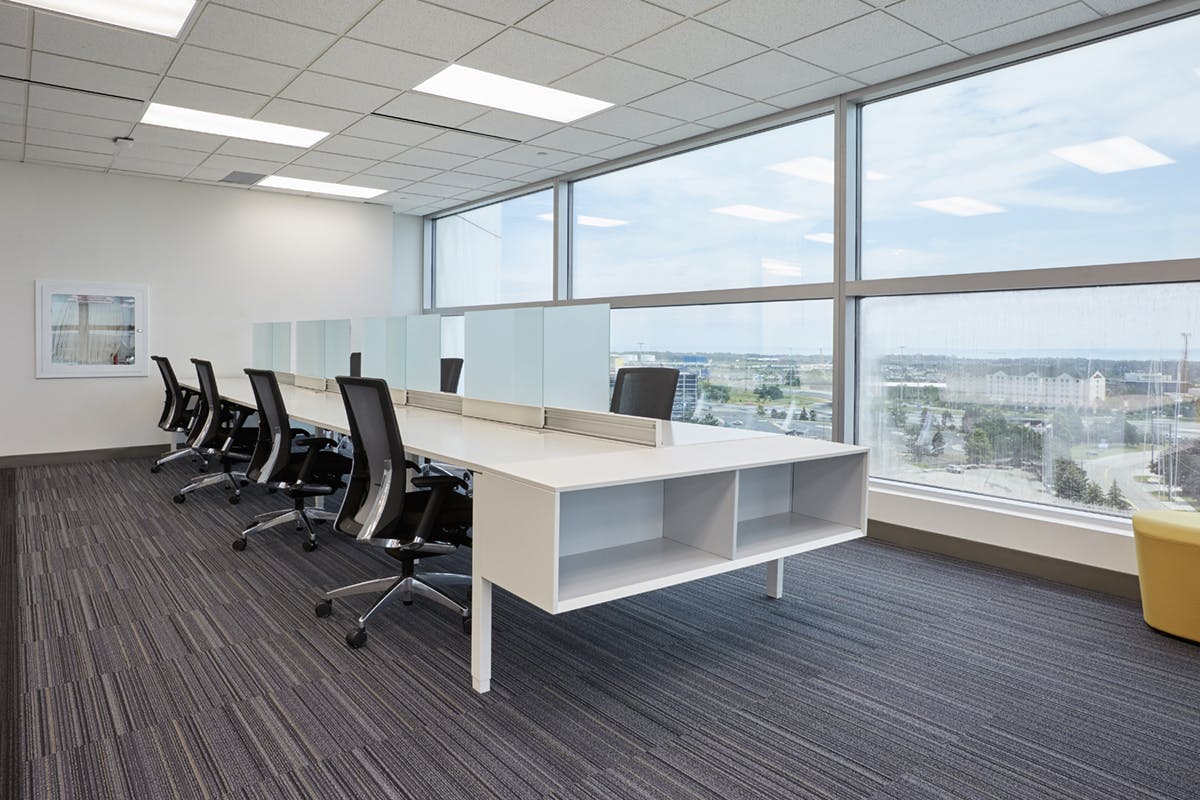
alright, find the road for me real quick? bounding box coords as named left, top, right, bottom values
left=1082, top=449, right=1192, bottom=512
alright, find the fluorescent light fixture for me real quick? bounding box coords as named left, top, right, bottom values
left=761, top=258, right=804, bottom=277
left=414, top=65, right=612, bottom=123
left=804, top=233, right=835, bottom=244
left=769, top=156, right=886, bottom=183
left=712, top=205, right=802, bottom=223
left=1051, top=136, right=1174, bottom=174
left=915, top=196, right=1005, bottom=217
left=140, top=103, right=328, bottom=147
left=12, top=0, right=196, bottom=37
left=257, top=175, right=387, bottom=200
left=537, top=213, right=629, bottom=227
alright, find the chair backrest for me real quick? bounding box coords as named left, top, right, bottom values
left=244, top=368, right=293, bottom=483
left=189, top=358, right=226, bottom=449
left=440, top=357, right=463, bottom=393
left=610, top=367, right=680, bottom=421
left=335, top=376, right=409, bottom=541
left=151, top=355, right=183, bottom=429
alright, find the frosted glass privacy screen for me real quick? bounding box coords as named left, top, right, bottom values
left=465, top=307, right=544, bottom=406
left=405, top=314, right=441, bottom=392
left=361, top=317, right=407, bottom=386
left=543, top=304, right=610, bottom=411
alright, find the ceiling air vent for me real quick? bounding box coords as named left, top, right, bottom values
left=220, top=171, right=265, bottom=185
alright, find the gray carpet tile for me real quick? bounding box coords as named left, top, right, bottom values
left=7, top=456, right=1200, bottom=799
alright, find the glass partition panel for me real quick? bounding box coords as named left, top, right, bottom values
left=465, top=307, right=544, bottom=406
left=611, top=300, right=834, bottom=437
left=252, top=323, right=274, bottom=370
left=544, top=304, right=610, bottom=412
left=323, top=319, right=351, bottom=379
left=441, top=315, right=465, bottom=394
left=294, top=320, right=326, bottom=378
left=405, top=313, right=442, bottom=392
left=859, top=284, right=1200, bottom=518
left=361, top=317, right=387, bottom=379
left=270, top=322, right=291, bottom=372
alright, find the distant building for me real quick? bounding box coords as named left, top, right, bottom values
left=945, top=370, right=1106, bottom=408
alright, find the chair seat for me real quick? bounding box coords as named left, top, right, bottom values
left=272, top=451, right=351, bottom=494
left=371, top=489, right=473, bottom=555
left=1133, top=511, right=1200, bottom=644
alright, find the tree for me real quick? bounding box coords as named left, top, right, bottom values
left=1084, top=481, right=1105, bottom=506
left=941, top=409, right=953, bottom=430
left=756, top=403, right=766, bottom=417
left=1053, top=458, right=1089, bottom=501
left=889, top=400, right=906, bottom=429
left=1107, top=481, right=1128, bottom=510
left=931, top=430, right=946, bottom=457
left=1123, top=418, right=1139, bottom=447
left=701, top=382, right=731, bottom=404
left=754, top=385, right=783, bottom=402
left=965, top=428, right=992, bottom=464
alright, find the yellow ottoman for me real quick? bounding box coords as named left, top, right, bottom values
left=1133, top=511, right=1200, bottom=643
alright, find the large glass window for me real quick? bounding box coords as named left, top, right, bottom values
left=859, top=285, right=1200, bottom=517
left=861, top=16, right=1200, bottom=279
left=612, top=300, right=833, bottom=439
left=433, top=190, right=553, bottom=308
left=573, top=116, right=834, bottom=297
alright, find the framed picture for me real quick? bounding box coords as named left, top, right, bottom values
left=35, top=281, right=149, bottom=378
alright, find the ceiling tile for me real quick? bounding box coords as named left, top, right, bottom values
left=276, top=164, right=356, bottom=182
left=129, top=123, right=226, bottom=152
left=454, top=158, right=531, bottom=179
left=348, top=173, right=411, bottom=190
left=403, top=181, right=464, bottom=198
left=256, top=99, right=361, bottom=132
left=25, top=144, right=111, bottom=167
left=425, top=171, right=497, bottom=188
left=518, top=0, right=682, bottom=53
left=0, top=140, right=22, bottom=159
left=294, top=150, right=377, bottom=172
left=33, top=13, right=176, bottom=73
left=452, top=188, right=493, bottom=201
left=0, top=5, right=29, bottom=47
left=349, top=0, right=505, bottom=60
left=169, top=46, right=299, bottom=96
left=217, top=139, right=307, bottom=161
left=1085, top=0, right=1160, bottom=11
left=118, top=143, right=210, bottom=166
left=366, top=161, right=440, bottom=180
left=0, top=79, right=24, bottom=105
left=31, top=53, right=158, bottom=99
left=783, top=12, right=940, bottom=74
left=648, top=0, right=725, bottom=13
left=509, top=166, right=558, bottom=182
left=630, top=81, right=747, bottom=119
left=153, top=78, right=269, bottom=117
left=492, top=143, right=576, bottom=166
left=26, top=107, right=129, bottom=139
left=26, top=126, right=116, bottom=154
left=280, top=71, right=399, bottom=113
left=216, top=0, right=379, bottom=32
left=111, top=156, right=194, bottom=177
left=953, top=3, right=1100, bottom=55
left=848, top=43, right=966, bottom=84
left=201, top=153, right=287, bottom=174
left=186, top=166, right=244, bottom=183
left=528, top=126, right=626, bottom=154
left=460, top=110, right=559, bottom=141
left=551, top=58, right=680, bottom=105
left=700, top=0, right=874, bottom=47
left=375, top=92, right=489, bottom=128
left=310, top=39, right=444, bottom=90
left=0, top=44, right=27, bottom=79
left=343, top=116, right=441, bottom=145
left=887, top=0, right=1070, bottom=41
left=316, top=134, right=403, bottom=160
left=698, top=51, right=834, bottom=100
left=391, top=147, right=474, bottom=169
left=617, top=20, right=764, bottom=79
left=639, top=121, right=710, bottom=145
left=0, top=121, right=22, bottom=142
left=589, top=139, right=655, bottom=160
left=0, top=101, right=21, bottom=126
left=552, top=154, right=604, bottom=172
left=423, top=0, right=549, bottom=24
left=767, top=75, right=863, bottom=109
left=575, top=105, right=680, bottom=138
left=421, top=130, right=512, bottom=157
left=459, top=29, right=600, bottom=84
left=28, top=85, right=144, bottom=122
left=696, top=101, right=780, bottom=129
left=186, top=5, right=336, bottom=68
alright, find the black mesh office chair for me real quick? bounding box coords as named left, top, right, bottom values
left=610, top=367, right=680, bottom=420
left=441, top=357, right=463, bottom=393
left=236, top=369, right=352, bottom=552
left=315, top=376, right=473, bottom=648
left=150, top=355, right=201, bottom=473
left=172, top=359, right=257, bottom=505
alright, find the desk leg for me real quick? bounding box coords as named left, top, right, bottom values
left=767, top=558, right=784, bottom=599
left=472, top=575, right=492, bottom=693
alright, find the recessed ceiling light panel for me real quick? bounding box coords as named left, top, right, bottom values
left=257, top=175, right=387, bottom=199
left=141, top=103, right=328, bottom=148
left=915, top=196, right=1005, bottom=217
left=12, top=0, right=196, bottom=37
left=712, top=205, right=802, bottom=222
left=1051, top=136, right=1174, bottom=174
left=415, top=65, right=612, bottom=123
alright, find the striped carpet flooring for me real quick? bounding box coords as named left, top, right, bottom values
left=5, top=457, right=1200, bottom=799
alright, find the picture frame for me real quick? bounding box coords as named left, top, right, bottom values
left=35, top=280, right=149, bottom=378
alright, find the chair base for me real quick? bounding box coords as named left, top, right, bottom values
left=318, top=569, right=470, bottom=644
left=236, top=504, right=326, bottom=550
left=151, top=446, right=196, bottom=472
left=175, top=470, right=246, bottom=503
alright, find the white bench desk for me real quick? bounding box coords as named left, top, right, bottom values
left=185, top=376, right=869, bottom=693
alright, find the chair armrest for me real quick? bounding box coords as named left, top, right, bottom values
left=411, top=473, right=469, bottom=492
left=405, top=459, right=421, bottom=472
left=294, top=435, right=337, bottom=449
left=220, top=409, right=250, bottom=454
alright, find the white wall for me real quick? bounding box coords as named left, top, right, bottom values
left=0, top=160, right=399, bottom=458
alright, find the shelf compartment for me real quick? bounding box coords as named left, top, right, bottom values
left=735, top=512, right=862, bottom=560
left=557, top=538, right=728, bottom=612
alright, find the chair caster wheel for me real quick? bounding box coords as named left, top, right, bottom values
left=150, top=465, right=162, bottom=474
left=302, top=539, right=317, bottom=552
left=239, top=480, right=250, bottom=487
left=267, top=488, right=277, bottom=494
left=345, top=629, right=367, bottom=649
left=315, top=600, right=332, bottom=618
left=461, top=616, right=471, bottom=635
left=232, top=539, right=247, bottom=551
left=172, top=494, right=186, bottom=504
left=402, top=599, right=413, bottom=606
left=228, top=495, right=240, bottom=505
